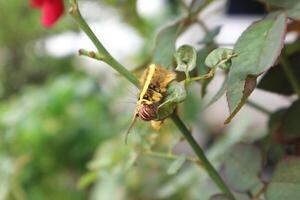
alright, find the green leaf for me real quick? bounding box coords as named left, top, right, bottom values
left=224, top=143, right=263, bottom=192
left=225, top=13, right=287, bottom=123
left=157, top=81, right=187, bottom=120
left=167, top=155, right=186, bottom=175
left=199, top=26, right=221, bottom=45
left=205, top=48, right=237, bottom=70
left=152, top=22, right=180, bottom=68
left=77, top=171, right=98, bottom=189
left=258, top=41, right=300, bottom=96
left=287, top=2, right=300, bottom=21
left=260, top=0, right=300, bottom=21
left=266, top=157, right=300, bottom=200
left=196, top=48, right=213, bottom=97
left=209, top=194, right=230, bottom=200
left=258, top=63, right=297, bottom=95
left=175, top=45, right=197, bottom=73
left=269, top=100, right=300, bottom=141
left=197, top=48, right=211, bottom=75
left=282, top=100, right=300, bottom=139
left=260, top=0, right=297, bottom=8
left=269, top=109, right=286, bottom=132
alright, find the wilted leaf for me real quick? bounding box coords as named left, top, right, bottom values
left=175, top=45, right=197, bottom=73
left=209, top=194, right=230, bottom=200
left=157, top=81, right=187, bottom=119
left=152, top=22, right=180, bottom=68
left=224, top=143, right=263, bottom=192
left=225, top=13, right=287, bottom=123
left=266, top=157, right=300, bottom=200
left=167, top=155, right=186, bottom=175
left=205, top=48, right=237, bottom=70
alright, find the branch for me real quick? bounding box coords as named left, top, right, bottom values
left=69, top=0, right=140, bottom=87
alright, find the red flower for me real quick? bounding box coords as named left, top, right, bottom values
left=31, top=0, right=64, bottom=28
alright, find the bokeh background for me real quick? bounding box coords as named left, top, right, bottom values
left=0, top=0, right=295, bottom=200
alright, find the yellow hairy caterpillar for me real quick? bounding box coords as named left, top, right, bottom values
left=124, top=46, right=236, bottom=142
left=137, top=64, right=176, bottom=121
left=126, top=64, right=176, bottom=142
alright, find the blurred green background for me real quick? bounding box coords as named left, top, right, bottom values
left=0, top=1, right=193, bottom=199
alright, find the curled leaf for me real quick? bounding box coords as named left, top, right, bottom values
left=157, top=81, right=187, bottom=120
left=205, top=48, right=237, bottom=70
left=175, top=45, right=197, bottom=73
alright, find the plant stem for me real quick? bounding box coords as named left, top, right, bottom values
left=170, top=113, right=236, bottom=200
left=187, top=69, right=215, bottom=82
left=69, top=0, right=140, bottom=87
left=246, top=100, right=271, bottom=115
left=281, top=52, right=300, bottom=97
left=78, top=49, right=105, bottom=60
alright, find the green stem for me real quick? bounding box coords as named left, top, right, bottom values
left=69, top=0, right=140, bottom=87
left=78, top=49, right=105, bottom=60
left=281, top=52, right=300, bottom=97
left=187, top=69, right=215, bottom=82
left=170, top=113, right=236, bottom=200
left=246, top=100, right=271, bottom=115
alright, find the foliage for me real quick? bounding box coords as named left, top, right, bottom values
left=1, top=0, right=300, bottom=200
